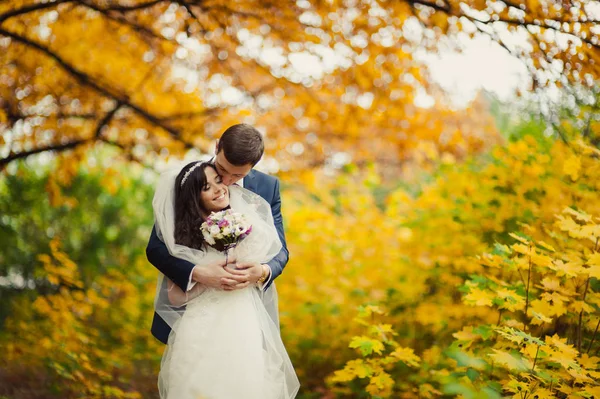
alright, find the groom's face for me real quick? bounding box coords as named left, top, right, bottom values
left=214, top=150, right=253, bottom=186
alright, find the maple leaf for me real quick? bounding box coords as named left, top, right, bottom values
left=452, top=326, right=479, bottom=341
left=495, top=289, right=526, bottom=312
left=366, top=372, right=394, bottom=397
left=528, top=387, right=555, bottom=399
left=529, top=310, right=553, bottom=325
left=513, top=243, right=535, bottom=257
left=545, top=335, right=579, bottom=369
left=488, top=349, right=532, bottom=371
left=548, top=259, right=584, bottom=277
left=330, top=359, right=374, bottom=382
left=536, top=240, right=556, bottom=252
left=530, top=252, right=553, bottom=268
left=463, top=287, right=495, bottom=307
left=569, top=300, right=595, bottom=314
left=509, top=232, right=531, bottom=245
left=368, top=323, right=398, bottom=342
left=496, top=326, right=545, bottom=346
left=349, top=336, right=385, bottom=356
left=578, top=354, right=599, bottom=370
left=563, top=155, right=581, bottom=181
left=582, top=385, right=600, bottom=397
left=389, top=347, right=421, bottom=367
left=555, top=215, right=581, bottom=237
left=357, top=305, right=385, bottom=318
left=529, top=298, right=563, bottom=319
left=580, top=224, right=600, bottom=242
left=586, top=252, right=600, bottom=279
left=566, top=366, right=592, bottom=383
left=563, top=207, right=592, bottom=223
left=536, top=277, right=576, bottom=296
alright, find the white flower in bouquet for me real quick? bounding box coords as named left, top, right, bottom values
left=200, top=209, right=253, bottom=252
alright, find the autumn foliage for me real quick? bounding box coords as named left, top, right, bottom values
left=276, top=133, right=600, bottom=397
left=1, top=124, right=599, bottom=398
left=2, top=0, right=600, bottom=398
left=2, top=0, right=600, bottom=172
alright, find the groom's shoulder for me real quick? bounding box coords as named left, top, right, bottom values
left=250, top=169, right=279, bottom=185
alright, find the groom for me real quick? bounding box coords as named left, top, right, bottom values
left=146, top=123, right=289, bottom=344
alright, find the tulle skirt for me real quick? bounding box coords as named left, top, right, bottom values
left=158, top=287, right=299, bottom=399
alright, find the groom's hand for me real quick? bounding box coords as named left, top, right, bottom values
left=221, top=267, right=251, bottom=291
left=220, top=262, right=265, bottom=291
left=192, top=256, right=243, bottom=289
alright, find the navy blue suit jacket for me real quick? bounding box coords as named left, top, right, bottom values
left=146, top=169, right=289, bottom=344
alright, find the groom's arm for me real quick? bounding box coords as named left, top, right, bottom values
left=262, top=178, right=289, bottom=290
left=146, top=225, right=196, bottom=292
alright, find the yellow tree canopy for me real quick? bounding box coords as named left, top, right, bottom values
left=0, top=0, right=598, bottom=171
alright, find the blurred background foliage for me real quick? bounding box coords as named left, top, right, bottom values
left=1, top=0, right=600, bottom=398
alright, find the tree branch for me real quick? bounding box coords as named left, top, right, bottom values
left=0, top=0, right=73, bottom=24
left=0, top=139, right=89, bottom=167
left=94, top=102, right=123, bottom=138
left=77, top=0, right=167, bottom=43
left=0, top=28, right=194, bottom=155
left=96, top=0, right=166, bottom=12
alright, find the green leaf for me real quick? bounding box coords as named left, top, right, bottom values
left=349, top=336, right=385, bottom=356
left=466, top=368, right=480, bottom=381
left=473, top=325, right=494, bottom=340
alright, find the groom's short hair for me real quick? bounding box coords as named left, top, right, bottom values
left=217, top=124, right=264, bottom=166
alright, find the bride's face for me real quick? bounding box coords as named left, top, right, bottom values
left=200, top=166, right=229, bottom=212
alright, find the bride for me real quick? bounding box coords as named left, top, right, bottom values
left=152, top=161, right=299, bottom=399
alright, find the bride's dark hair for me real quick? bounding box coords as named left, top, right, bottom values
left=174, top=161, right=216, bottom=250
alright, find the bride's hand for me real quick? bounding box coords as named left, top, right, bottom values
left=220, top=262, right=266, bottom=291
left=234, top=262, right=267, bottom=284
left=192, top=256, right=245, bottom=289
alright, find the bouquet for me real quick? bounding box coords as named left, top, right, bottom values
left=200, top=209, right=253, bottom=258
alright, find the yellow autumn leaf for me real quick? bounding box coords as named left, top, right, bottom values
left=349, top=336, right=385, bottom=356
left=463, top=288, right=495, bottom=307
left=582, top=385, right=600, bottom=397
left=580, top=223, right=600, bottom=242
left=512, top=243, right=535, bottom=256
left=330, top=359, right=373, bottom=382
left=563, top=207, right=592, bottom=223
left=563, top=154, right=581, bottom=181
left=530, top=310, right=553, bottom=325
left=366, top=372, right=394, bottom=397
left=578, top=354, right=599, bottom=370
left=390, top=347, right=421, bottom=367
left=488, top=349, right=532, bottom=371
left=452, top=326, right=479, bottom=341
left=536, top=240, right=556, bottom=252
left=555, top=214, right=581, bottom=236
left=548, top=259, right=584, bottom=277
left=509, top=232, right=531, bottom=245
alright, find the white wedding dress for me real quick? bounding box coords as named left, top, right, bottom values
left=159, top=286, right=292, bottom=399
left=152, top=169, right=299, bottom=399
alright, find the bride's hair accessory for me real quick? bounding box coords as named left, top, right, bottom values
left=180, top=161, right=203, bottom=187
